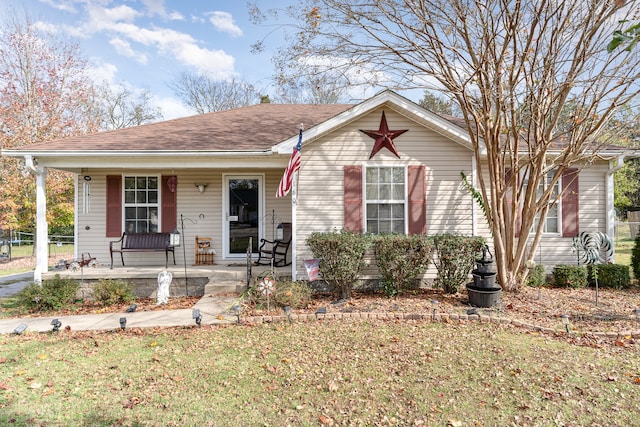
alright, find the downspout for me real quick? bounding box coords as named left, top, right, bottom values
left=25, top=155, right=48, bottom=283
left=471, top=154, right=477, bottom=236
left=606, top=154, right=626, bottom=261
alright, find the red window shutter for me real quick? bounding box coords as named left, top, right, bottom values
left=161, top=175, right=177, bottom=232
left=344, top=165, right=363, bottom=232
left=408, top=165, right=426, bottom=235
left=106, top=175, right=122, bottom=237
left=561, top=168, right=579, bottom=237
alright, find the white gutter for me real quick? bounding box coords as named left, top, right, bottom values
left=25, top=155, right=48, bottom=283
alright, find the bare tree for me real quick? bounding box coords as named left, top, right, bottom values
left=95, top=82, right=163, bottom=130
left=256, top=0, right=640, bottom=290
left=168, top=72, right=259, bottom=113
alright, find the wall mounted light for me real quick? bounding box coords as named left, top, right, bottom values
left=195, top=183, right=208, bottom=193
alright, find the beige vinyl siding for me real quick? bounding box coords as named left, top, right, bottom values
left=295, top=107, right=475, bottom=280
left=512, top=163, right=609, bottom=270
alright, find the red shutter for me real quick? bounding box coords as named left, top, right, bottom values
left=408, top=165, right=426, bottom=234
left=344, top=165, right=363, bottom=232
left=161, top=175, right=177, bottom=232
left=561, top=168, right=579, bottom=237
left=106, top=175, right=122, bottom=237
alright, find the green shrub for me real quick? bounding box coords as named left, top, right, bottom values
left=632, top=232, right=640, bottom=280
left=93, top=279, right=135, bottom=306
left=273, top=281, right=313, bottom=308
left=526, top=264, right=547, bottom=287
left=552, top=265, right=588, bottom=288
left=432, top=234, right=486, bottom=294
left=16, top=274, right=80, bottom=311
left=306, top=230, right=372, bottom=300
left=373, top=234, right=434, bottom=297
left=587, top=264, right=631, bottom=289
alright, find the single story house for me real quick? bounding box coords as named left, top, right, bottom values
left=1, top=90, right=633, bottom=282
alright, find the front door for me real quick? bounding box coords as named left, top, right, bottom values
left=224, top=175, right=263, bottom=259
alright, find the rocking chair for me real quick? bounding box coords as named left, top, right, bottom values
left=256, top=222, right=292, bottom=266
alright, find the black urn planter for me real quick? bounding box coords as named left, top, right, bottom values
left=467, top=284, right=502, bottom=308
left=472, top=270, right=497, bottom=288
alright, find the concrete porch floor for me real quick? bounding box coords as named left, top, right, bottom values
left=42, top=262, right=292, bottom=297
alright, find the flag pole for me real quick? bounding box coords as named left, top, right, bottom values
left=291, top=123, right=303, bottom=281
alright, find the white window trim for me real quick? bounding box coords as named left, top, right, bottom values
left=363, top=164, right=409, bottom=235
left=122, top=174, right=161, bottom=233
left=524, top=170, right=562, bottom=236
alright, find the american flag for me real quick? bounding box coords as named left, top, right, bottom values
left=276, top=128, right=303, bottom=198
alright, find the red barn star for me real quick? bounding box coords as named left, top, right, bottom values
left=360, top=111, right=408, bottom=159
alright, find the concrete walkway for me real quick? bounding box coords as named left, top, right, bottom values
left=0, top=272, right=241, bottom=334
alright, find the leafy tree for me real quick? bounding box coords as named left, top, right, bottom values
left=168, top=72, right=259, bottom=113
left=255, top=0, right=640, bottom=290
left=95, top=82, right=163, bottom=130
left=419, top=90, right=460, bottom=116
left=0, top=15, right=99, bottom=235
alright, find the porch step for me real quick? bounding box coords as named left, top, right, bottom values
left=203, top=280, right=246, bottom=295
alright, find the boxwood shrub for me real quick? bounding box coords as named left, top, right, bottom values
left=552, top=265, right=588, bottom=288
left=306, top=230, right=372, bottom=300
left=373, top=234, right=434, bottom=296
left=526, top=264, right=547, bottom=288
left=587, top=264, right=631, bottom=289
left=432, top=234, right=486, bottom=294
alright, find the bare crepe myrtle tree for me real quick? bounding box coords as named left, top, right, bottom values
left=253, top=0, right=640, bottom=290
left=168, top=72, right=260, bottom=114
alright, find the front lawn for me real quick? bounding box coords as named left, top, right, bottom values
left=1, top=322, right=639, bottom=426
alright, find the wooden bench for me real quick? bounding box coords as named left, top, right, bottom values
left=109, top=232, right=176, bottom=269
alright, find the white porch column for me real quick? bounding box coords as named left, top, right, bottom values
left=26, top=155, right=48, bottom=282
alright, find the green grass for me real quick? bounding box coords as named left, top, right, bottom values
left=1, top=322, right=639, bottom=426
left=0, top=244, right=73, bottom=277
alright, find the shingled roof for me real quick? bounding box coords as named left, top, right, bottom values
left=15, top=103, right=354, bottom=152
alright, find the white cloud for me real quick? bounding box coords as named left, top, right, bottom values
left=140, top=0, right=184, bottom=20
left=207, top=11, right=243, bottom=37
left=67, top=4, right=236, bottom=76
left=88, top=61, right=118, bottom=85
left=37, top=0, right=78, bottom=13
left=154, top=95, right=193, bottom=120
left=109, top=38, right=148, bottom=64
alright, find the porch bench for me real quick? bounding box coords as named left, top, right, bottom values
left=109, top=232, right=176, bottom=269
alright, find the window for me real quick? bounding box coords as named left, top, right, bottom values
left=124, top=176, right=159, bottom=233
left=524, top=171, right=560, bottom=234
left=365, top=166, right=405, bottom=234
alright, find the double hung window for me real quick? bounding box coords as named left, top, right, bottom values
left=365, top=166, right=406, bottom=234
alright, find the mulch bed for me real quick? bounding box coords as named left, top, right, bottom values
left=4, top=255, right=640, bottom=338
left=243, top=286, right=640, bottom=336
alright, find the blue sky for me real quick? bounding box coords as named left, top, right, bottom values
left=2, top=0, right=288, bottom=119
